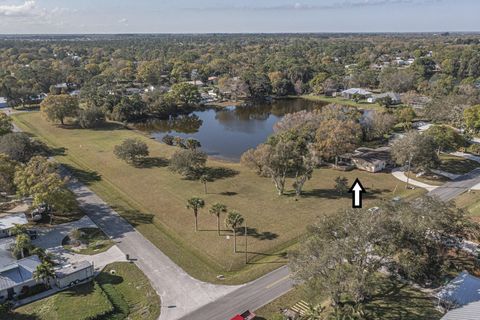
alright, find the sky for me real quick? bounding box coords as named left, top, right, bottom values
left=0, top=0, right=479, bottom=34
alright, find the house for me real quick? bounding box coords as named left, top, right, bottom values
left=437, top=271, right=480, bottom=310
left=367, top=92, right=402, bottom=105
left=341, top=88, right=372, bottom=100
left=0, top=213, right=29, bottom=239
left=55, top=260, right=94, bottom=289
left=125, top=88, right=143, bottom=95
left=0, top=255, right=41, bottom=302
left=441, top=300, right=480, bottom=320
left=186, top=80, right=205, bottom=87
left=0, top=97, right=7, bottom=108
left=350, top=147, right=392, bottom=173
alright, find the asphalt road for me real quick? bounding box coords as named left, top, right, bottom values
left=428, top=168, right=480, bottom=202
left=180, top=265, right=294, bottom=320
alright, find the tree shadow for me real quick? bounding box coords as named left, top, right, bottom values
left=48, top=146, right=67, bottom=156
left=112, top=206, right=155, bottom=227
left=96, top=272, right=124, bottom=286
left=244, top=227, right=279, bottom=240
left=219, top=191, right=238, bottom=196
left=4, top=313, right=41, bottom=320
left=203, top=167, right=239, bottom=181
left=136, top=157, right=169, bottom=169
left=63, top=164, right=102, bottom=185
left=295, top=188, right=390, bottom=200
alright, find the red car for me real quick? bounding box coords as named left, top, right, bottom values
left=230, top=310, right=256, bottom=320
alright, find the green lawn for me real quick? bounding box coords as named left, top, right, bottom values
left=11, top=262, right=160, bottom=320
left=62, top=227, right=114, bottom=255
left=456, top=190, right=480, bottom=219
left=299, top=94, right=386, bottom=111
left=255, top=276, right=441, bottom=320
left=13, top=112, right=419, bottom=284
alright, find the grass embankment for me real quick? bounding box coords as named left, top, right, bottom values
left=62, top=227, right=114, bottom=255
left=456, top=190, right=480, bottom=220
left=13, top=112, right=419, bottom=284
left=255, top=276, right=442, bottom=320
left=438, top=154, right=479, bottom=175
left=299, top=94, right=385, bottom=111
left=11, top=262, right=160, bottom=320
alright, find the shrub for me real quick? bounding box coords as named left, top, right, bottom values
left=467, top=143, right=480, bottom=155
left=77, top=107, right=105, bottom=128
left=114, top=138, right=149, bottom=165
left=162, top=134, right=174, bottom=146
left=169, top=149, right=207, bottom=179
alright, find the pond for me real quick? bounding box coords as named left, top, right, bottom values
left=136, top=98, right=327, bottom=161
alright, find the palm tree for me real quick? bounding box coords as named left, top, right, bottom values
left=33, top=261, right=56, bottom=289
left=13, top=233, right=31, bottom=259
left=199, top=174, right=210, bottom=194
left=302, top=304, right=326, bottom=320
left=225, top=210, right=244, bottom=253
left=9, top=223, right=27, bottom=236
left=209, top=203, right=227, bottom=235
left=186, top=197, right=205, bottom=232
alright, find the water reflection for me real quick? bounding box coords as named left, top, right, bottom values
left=137, top=98, right=325, bottom=161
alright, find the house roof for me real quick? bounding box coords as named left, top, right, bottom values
left=441, top=301, right=480, bottom=320
left=373, top=92, right=401, bottom=101
left=0, top=255, right=41, bottom=291
left=437, top=271, right=480, bottom=307
left=0, top=213, right=28, bottom=231
left=0, top=237, right=16, bottom=268
left=0, top=97, right=7, bottom=104
left=351, top=147, right=391, bottom=164
left=342, top=88, right=372, bottom=96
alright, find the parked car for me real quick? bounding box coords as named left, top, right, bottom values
left=230, top=311, right=256, bottom=320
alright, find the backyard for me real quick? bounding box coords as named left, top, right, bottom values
left=11, top=262, right=160, bottom=320
left=13, top=112, right=420, bottom=284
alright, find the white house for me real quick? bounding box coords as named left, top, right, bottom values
left=350, top=147, right=392, bottom=173
left=0, top=213, right=29, bottom=239
left=0, top=97, right=7, bottom=108
left=367, top=92, right=402, bottom=105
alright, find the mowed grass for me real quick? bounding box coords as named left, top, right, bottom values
left=13, top=282, right=114, bottom=320
left=438, top=154, right=479, bottom=175
left=13, top=112, right=419, bottom=284
left=456, top=190, right=480, bottom=221
left=11, top=262, right=160, bottom=320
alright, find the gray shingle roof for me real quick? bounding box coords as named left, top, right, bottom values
left=0, top=255, right=41, bottom=291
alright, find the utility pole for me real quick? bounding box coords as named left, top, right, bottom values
left=245, top=220, right=248, bottom=264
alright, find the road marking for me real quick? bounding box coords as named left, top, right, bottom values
left=265, top=275, right=290, bottom=289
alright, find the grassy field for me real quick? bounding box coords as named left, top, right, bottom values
left=456, top=190, right=480, bottom=220
left=11, top=262, right=160, bottom=320
left=62, top=227, right=114, bottom=255
left=13, top=112, right=420, bottom=284
left=299, top=94, right=385, bottom=111
left=255, top=276, right=441, bottom=320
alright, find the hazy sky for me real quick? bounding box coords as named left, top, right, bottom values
left=0, top=0, right=479, bottom=34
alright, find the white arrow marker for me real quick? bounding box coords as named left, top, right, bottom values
left=348, top=178, right=366, bottom=208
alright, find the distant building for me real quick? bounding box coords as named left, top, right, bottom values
left=437, top=271, right=480, bottom=311
left=368, top=92, right=402, bottom=105
left=341, top=88, right=372, bottom=100
left=207, top=76, right=219, bottom=85
left=0, top=255, right=42, bottom=302
left=186, top=80, right=205, bottom=87
left=0, top=213, right=29, bottom=239
left=0, top=97, right=7, bottom=108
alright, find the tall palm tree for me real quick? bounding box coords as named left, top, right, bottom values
left=13, top=233, right=31, bottom=259
left=199, top=174, right=209, bottom=194
left=209, top=203, right=227, bottom=235
left=186, top=197, right=205, bottom=232
left=33, top=261, right=56, bottom=289
left=225, top=210, right=244, bottom=253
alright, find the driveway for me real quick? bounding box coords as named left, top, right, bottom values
left=68, top=177, right=239, bottom=320
left=428, top=168, right=480, bottom=202
left=391, top=168, right=438, bottom=192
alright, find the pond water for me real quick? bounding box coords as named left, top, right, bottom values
left=136, top=98, right=327, bottom=161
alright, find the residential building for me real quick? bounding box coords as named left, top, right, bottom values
left=0, top=255, right=41, bottom=302
left=367, top=92, right=402, bottom=105
left=437, top=271, right=480, bottom=310
left=0, top=213, right=28, bottom=239
left=0, top=97, right=7, bottom=108
left=350, top=147, right=392, bottom=173
left=341, top=88, right=372, bottom=100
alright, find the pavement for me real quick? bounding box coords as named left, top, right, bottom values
left=428, top=168, right=480, bottom=202
left=68, top=177, right=239, bottom=320
left=180, top=266, right=294, bottom=320
left=391, top=168, right=438, bottom=192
